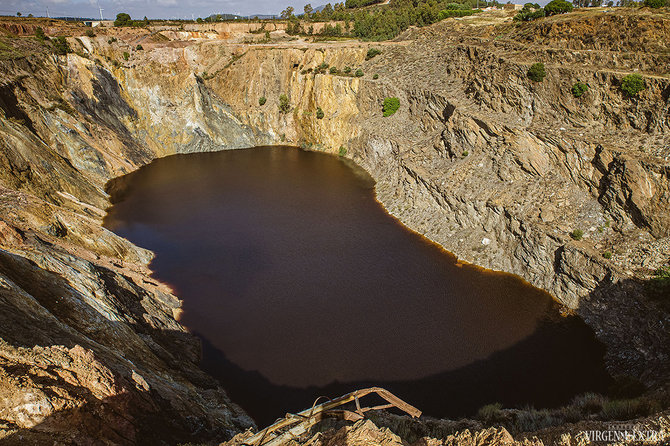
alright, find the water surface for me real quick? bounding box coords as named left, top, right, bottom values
left=104, top=146, right=610, bottom=425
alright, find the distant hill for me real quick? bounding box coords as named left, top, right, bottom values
left=207, top=13, right=279, bottom=20
left=247, top=14, right=279, bottom=19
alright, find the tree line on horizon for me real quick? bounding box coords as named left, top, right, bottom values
left=109, top=0, right=668, bottom=42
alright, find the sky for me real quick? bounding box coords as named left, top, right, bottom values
left=1, top=0, right=317, bottom=20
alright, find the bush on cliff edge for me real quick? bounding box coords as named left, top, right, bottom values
left=527, top=63, right=546, bottom=82
left=382, top=97, right=400, bottom=117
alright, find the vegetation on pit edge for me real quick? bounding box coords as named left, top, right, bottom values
left=571, top=82, right=589, bottom=98
left=570, top=229, right=583, bottom=240
left=644, top=0, right=669, bottom=8
left=527, top=63, right=546, bottom=82
left=514, top=0, right=572, bottom=22
left=51, top=37, right=71, bottom=56
left=365, top=48, right=381, bottom=60
left=473, top=387, right=665, bottom=436
left=276, top=0, right=496, bottom=41
left=258, top=96, right=267, bottom=106
left=621, top=73, right=645, bottom=97
left=279, top=94, right=291, bottom=114
left=382, top=97, right=400, bottom=117
left=35, top=27, right=46, bottom=41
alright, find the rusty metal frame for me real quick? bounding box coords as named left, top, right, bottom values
left=242, top=387, right=421, bottom=446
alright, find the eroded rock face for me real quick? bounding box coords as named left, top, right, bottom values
left=0, top=9, right=668, bottom=444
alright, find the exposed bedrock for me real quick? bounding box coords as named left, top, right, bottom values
left=0, top=13, right=669, bottom=443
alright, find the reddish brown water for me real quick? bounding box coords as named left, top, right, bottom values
left=104, top=146, right=611, bottom=425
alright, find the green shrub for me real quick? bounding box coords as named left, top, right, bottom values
left=345, top=0, right=384, bottom=8
left=279, top=94, right=290, bottom=113
left=438, top=9, right=480, bottom=19
left=571, top=82, right=589, bottom=98
left=329, top=66, right=338, bottom=74
left=514, top=8, right=545, bottom=21
left=365, top=48, right=381, bottom=60
left=382, top=97, right=400, bottom=117
left=355, top=68, right=364, bottom=77
left=477, top=403, right=503, bottom=423
left=570, top=229, right=584, bottom=240
left=258, top=96, right=266, bottom=106
left=527, top=63, right=546, bottom=82
left=136, top=44, right=143, bottom=50
left=107, top=37, right=117, bottom=44
left=601, top=398, right=656, bottom=420
left=544, top=0, right=573, bottom=15
left=373, top=73, right=379, bottom=79
left=621, top=73, right=645, bottom=97
left=603, top=251, right=612, bottom=259
left=51, top=36, right=71, bottom=55
left=515, top=408, right=561, bottom=432
left=122, top=51, right=130, bottom=61
left=339, top=146, right=347, bottom=157
left=462, top=150, right=469, bottom=157
left=316, top=107, right=324, bottom=119
left=443, top=2, right=469, bottom=9
left=35, top=27, right=46, bottom=41
left=343, top=66, right=351, bottom=74
left=644, top=0, right=665, bottom=7
left=85, top=29, right=96, bottom=37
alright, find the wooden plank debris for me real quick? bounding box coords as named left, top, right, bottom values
left=242, top=387, right=421, bottom=446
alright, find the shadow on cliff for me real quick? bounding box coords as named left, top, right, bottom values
left=0, top=247, right=249, bottom=445
left=0, top=393, right=168, bottom=446
left=197, top=312, right=614, bottom=427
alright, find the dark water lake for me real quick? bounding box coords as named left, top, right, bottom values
left=104, top=146, right=611, bottom=425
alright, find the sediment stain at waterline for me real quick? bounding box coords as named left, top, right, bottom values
left=104, top=146, right=611, bottom=424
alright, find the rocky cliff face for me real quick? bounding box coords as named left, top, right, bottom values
left=0, top=9, right=668, bottom=444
